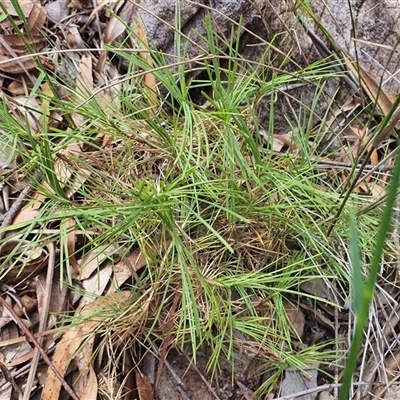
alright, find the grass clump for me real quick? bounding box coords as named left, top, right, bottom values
left=0, top=7, right=394, bottom=398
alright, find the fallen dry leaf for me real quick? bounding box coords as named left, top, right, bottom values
left=134, top=17, right=157, bottom=111
left=12, top=193, right=42, bottom=225
left=0, top=352, right=21, bottom=395
left=76, top=54, right=93, bottom=97
left=0, top=34, right=45, bottom=56
left=106, top=248, right=146, bottom=295
left=27, top=3, right=47, bottom=34
left=73, top=333, right=96, bottom=398
left=67, top=0, right=86, bottom=10
left=13, top=295, right=37, bottom=317
left=1, top=0, right=35, bottom=17
left=41, top=292, right=130, bottom=400
left=0, top=54, right=38, bottom=74
left=66, top=218, right=80, bottom=275
left=342, top=50, right=400, bottom=130
left=0, top=239, right=48, bottom=282
left=79, top=365, right=98, bottom=400
left=77, top=242, right=120, bottom=280
left=136, top=371, right=155, bottom=400
left=104, top=13, right=126, bottom=46
left=66, top=25, right=85, bottom=49
left=284, top=302, right=305, bottom=338
left=94, top=0, right=127, bottom=73
left=7, top=80, right=29, bottom=96
left=80, top=261, right=113, bottom=297
left=12, top=96, right=42, bottom=133
left=319, top=391, right=334, bottom=400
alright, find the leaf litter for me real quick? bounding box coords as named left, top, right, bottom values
left=0, top=1, right=398, bottom=400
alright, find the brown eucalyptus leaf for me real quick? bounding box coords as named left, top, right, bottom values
left=104, top=15, right=126, bottom=45
left=0, top=34, right=45, bottom=56
left=13, top=96, right=42, bottom=133
left=13, top=295, right=37, bottom=316
left=67, top=0, right=85, bottom=10
left=80, top=262, right=113, bottom=298
left=284, top=302, right=305, bottom=338
left=136, top=371, right=154, bottom=400
left=134, top=18, right=157, bottom=110
left=342, top=50, right=400, bottom=129
left=12, top=194, right=41, bottom=225
left=1, top=338, right=32, bottom=373
left=7, top=80, right=28, bottom=96
left=66, top=26, right=85, bottom=49
left=95, top=2, right=127, bottom=73
left=41, top=292, right=130, bottom=400
left=319, top=390, right=334, bottom=400
left=79, top=365, right=97, bottom=399
left=106, top=248, right=146, bottom=296
left=1, top=0, right=35, bottom=17
left=0, top=54, right=37, bottom=73
left=66, top=219, right=79, bottom=275
left=77, top=243, right=120, bottom=280
left=27, top=2, right=47, bottom=34
left=76, top=54, right=93, bottom=96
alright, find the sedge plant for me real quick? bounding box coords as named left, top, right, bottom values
left=0, top=3, right=397, bottom=398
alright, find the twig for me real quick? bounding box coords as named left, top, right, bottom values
left=0, top=295, right=79, bottom=400
left=0, top=327, right=63, bottom=348
left=23, top=242, right=56, bottom=400
left=273, top=381, right=396, bottom=400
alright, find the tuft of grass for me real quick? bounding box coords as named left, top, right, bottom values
left=0, top=3, right=396, bottom=397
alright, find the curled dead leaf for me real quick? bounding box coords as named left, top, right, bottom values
left=79, top=365, right=98, bottom=399
left=13, top=294, right=37, bottom=317
left=104, top=14, right=126, bottom=45
left=384, top=347, right=400, bottom=375
left=68, top=0, right=91, bottom=10
left=27, top=3, right=47, bottom=34
left=7, top=80, right=29, bottom=96
left=12, top=96, right=43, bottom=133
left=66, top=26, right=85, bottom=49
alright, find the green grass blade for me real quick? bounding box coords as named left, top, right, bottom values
left=339, top=147, right=400, bottom=399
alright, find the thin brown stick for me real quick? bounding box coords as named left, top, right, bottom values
left=273, top=381, right=397, bottom=400
left=23, top=242, right=56, bottom=400
left=0, top=327, right=63, bottom=348
left=0, top=295, right=79, bottom=400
